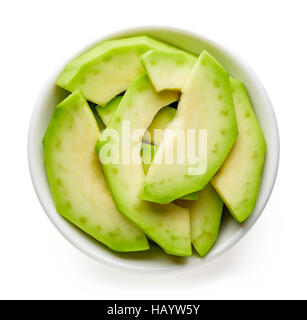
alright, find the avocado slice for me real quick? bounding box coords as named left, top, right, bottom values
left=43, top=90, right=149, bottom=252
left=141, top=143, right=199, bottom=201
left=143, top=108, right=199, bottom=200
left=211, top=79, right=266, bottom=222
left=175, top=184, right=223, bottom=257
left=139, top=51, right=239, bottom=204
left=141, top=49, right=197, bottom=92
left=97, top=74, right=192, bottom=256
left=56, top=36, right=182, bottom=106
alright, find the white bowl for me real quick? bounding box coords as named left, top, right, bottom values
left=28, top=26, right=279, bottom=272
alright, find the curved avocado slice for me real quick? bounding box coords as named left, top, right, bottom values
left=211, top=79, right=266, bottom=223
left=139, top=50, right=239, bottom=204
left=97, top=75, right=191, bottom=256
left=143, top=108, right=199, bottom=200
left=141, top=49, right=197, bottom=92
left=56, top=36, right=181, bottom=106
left=175, top=184, right=223, bottom=257
left=141, top=143, right=199, bottom=201
left=43, top=90, right=149, bottom=252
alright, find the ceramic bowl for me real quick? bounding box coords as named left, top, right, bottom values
left=28, top=26, right=279, bottom=272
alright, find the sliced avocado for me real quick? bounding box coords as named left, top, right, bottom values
left=139, top=51, right=239, bottom=204
left=144, top=107, right=199, bottom=200
left=141, top=49, right=197, bottom=92
left=141, top=143, right=199, bottom=201
left=97, top=74, right=192, bottom=256
left=56, top=36, right=182, bottom=106
left=43, top=90, right=149, bottom=252
left=96, top=96, right=122, bottom=126
left=141, top=50, right=265, bottom=219
left=175, top=184, right=223, bottom=257
left=211, top=79, right=266, bottom=222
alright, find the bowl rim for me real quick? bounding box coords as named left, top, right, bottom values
left=28, top=25, right=280, bottom=273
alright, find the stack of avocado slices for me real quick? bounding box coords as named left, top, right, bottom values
left=43, top=35, right=266, bottom=258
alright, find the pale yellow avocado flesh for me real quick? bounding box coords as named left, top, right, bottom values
left=56, top=36, right=183, bottom=106
left=141, top=143, right=199, bottom=201
left=211, top=78, right=266, bottom=223
left=143, top=107, right=199, bottom=200
left=175, top=184, right=223, bottom=257
left=141, top=49, right=197, bottom=92
left=43, top=90, right=149, bottom=252
left=97, top=74, right=192, bottom=256
left=139, top=51, right=239, bottom=204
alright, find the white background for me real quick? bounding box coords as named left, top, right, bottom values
left=0, top=0, right=306, bottom=300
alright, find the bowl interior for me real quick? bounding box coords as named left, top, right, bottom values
left=28, top=27, right=279, bottom=272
